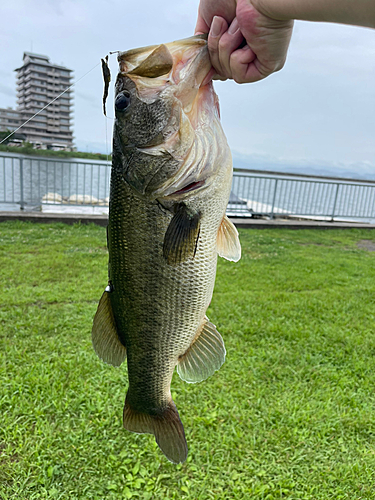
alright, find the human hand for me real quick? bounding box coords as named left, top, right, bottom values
left=195, top=0, right=294, bottom=83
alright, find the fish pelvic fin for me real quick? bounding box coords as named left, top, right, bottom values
left=217, top=215, right=241, bottom=262
left=123, top=398, right=188, bottom=464
left=163, top=203, right=201, bottom=266
left=92, top=290, right=126, bottom=367
left=177, top=316, right=226, bottom=384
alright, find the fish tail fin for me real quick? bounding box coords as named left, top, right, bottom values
left=123, top=397, right=188, bottom=464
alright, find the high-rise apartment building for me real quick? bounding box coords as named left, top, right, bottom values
left=0, top=52, right=74, bottom=149
left=15, top=52, right=73, bottom=148
left=0, top=108, right=22, bottom=134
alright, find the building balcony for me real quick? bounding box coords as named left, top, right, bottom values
left=27, top=124, right=47, bottom=130
left=46, top=85, right=71, bottom=92
left=47, top=93, right=72, bottom=101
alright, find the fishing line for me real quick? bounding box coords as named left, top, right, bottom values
left=0, top=61, right=101, bottom=145
left=102, top=52, right=116, bottom=162
left=105, top=115, right=110, bottom=164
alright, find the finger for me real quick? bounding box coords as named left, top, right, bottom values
left=229, top=45, right=266, bottom=83
left=212, top=73, right=227, bottom=81
left=195, top=11, right=210, bottom=35
left=207, top=16, right=229, bottom=79
left=216, top=17, right=245, bottom=79
left=201, top=67, right=227, bottom=87
left=194, top=5, right=210, bottom=35
left=200, top=67, right=216, bottom=87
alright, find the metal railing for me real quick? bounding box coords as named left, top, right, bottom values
left=1, top=152, right=375, bottom=222
left=0, top=153, right=111, bottom=211
left=228, top=168, right=375, bottom=221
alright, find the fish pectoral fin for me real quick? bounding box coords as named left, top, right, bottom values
left=123, top=398, right=188, bottom=464
left=177, top=317, right=226, bottom=384
left=217, top=215, right=241, bottom=262
left=91, top=290, right=126, bottom=367
left=163, top=203, right=201, bottom=265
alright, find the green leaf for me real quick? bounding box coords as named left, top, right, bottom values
left=132, top=461, right=140, bottom=476
left=133, top=478, right=145, bottom=489
left=123, top=487, right=133, bottom=499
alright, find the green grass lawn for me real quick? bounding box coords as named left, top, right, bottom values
left=1, top=221, right=375, bottom=499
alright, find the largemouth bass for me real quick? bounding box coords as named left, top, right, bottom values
left=92, top=35, right=241, bottom=464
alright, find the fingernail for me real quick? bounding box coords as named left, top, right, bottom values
left=210, top=16, right=222, bottom=38
left=228, top=18, right=239, bottom=35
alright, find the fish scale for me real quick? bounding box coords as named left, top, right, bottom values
left=108, top=167, right=220, bottom=400
left=92, top=35, right=241, bottom=463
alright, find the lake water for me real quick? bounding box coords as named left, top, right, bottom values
left=0, top=153, right=110, bottom=212
left=230, top=171, right=375, bottom=223
left=1, top=152, right=375, bottom=223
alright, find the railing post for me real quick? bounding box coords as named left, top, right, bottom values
left=19, top=158, right=25, bottom=210
left=331, top=183, right=339, bottom=221
left=270, top=178, right=278, bottom=219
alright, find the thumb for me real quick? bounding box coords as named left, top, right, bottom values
left=195, top=14, right=210, bottom=34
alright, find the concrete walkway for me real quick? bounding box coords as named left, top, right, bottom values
left=0, top=211, right=109, bottom=227
left=1, top=211, right=375, bottom=230
left=229, top=218, right=375, bottom=230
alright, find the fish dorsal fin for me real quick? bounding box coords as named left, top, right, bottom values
left=217, top=215, right=241, bottom=262
left=163, top=203, right=201, bottom=266
left=128, top=44, right=173, bottom=78
left=92, top=290, right=126, bottom=367
left=177, top=317, right=226, bottom=383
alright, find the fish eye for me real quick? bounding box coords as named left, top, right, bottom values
left=115, top=91, right=131, bottom=111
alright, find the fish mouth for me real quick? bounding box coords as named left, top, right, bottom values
left=117, top=36, right=221, bottom=200
left=117, top=35, right=211, bottom=109
left=118, top=35, right=209, bottom=81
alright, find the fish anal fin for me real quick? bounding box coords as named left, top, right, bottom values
left=123, top=398, right=187, bottom=464
left=177, top=317, right=226, bottom=384
left=92, top=290, right=126, bottom=367
left=217, top=215, right=241, bottom=262
left=163, top=203, right=201, bottom=266
left=128, top=44, right=173, bottom=78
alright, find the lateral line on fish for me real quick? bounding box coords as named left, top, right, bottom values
left=92, top=34, right=238, bottom=464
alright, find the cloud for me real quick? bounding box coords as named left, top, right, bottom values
left=1, top=0, right=374, bottom=169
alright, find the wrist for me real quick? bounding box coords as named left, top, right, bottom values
left=248, top=0, right=375, bottom=27
left=249, top=0, right=296, bottom=21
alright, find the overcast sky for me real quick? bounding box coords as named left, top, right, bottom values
left=1, top=0, right=374, bottom=174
